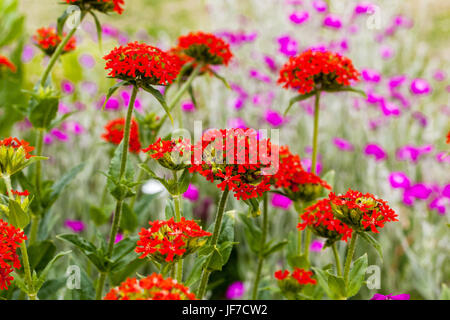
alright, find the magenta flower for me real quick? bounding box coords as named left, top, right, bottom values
left=183, top=184, right=199, bottom=202
left=277, top=35, right=298, bottom=56
left=289, top=11, right=309, bottom=25
left=249, top=69, right=272, bottom=83
left=265, top=109, right=284, bottom=127
left=181, top=101, right=196, bottom=112
left=354, top=2, right=375, bottom=15
left=312, top=0, right=327, bottom=13
left=271, top=193, right=292, bottom=210
left=226, top=281, right=245, bottom=300
left=115, top=233, right=123, bottom=243
left=50, top=128, right=69, bottom=142
left=22, top=45, right=35, bottom=63
left=436, top=152, right=450, bottom=163
left=99, top=96, right=120, bottom=110
left=301, top=158, right=322, bottom=175
left=396, top=145, right=433, bottom=163
left=405, top=183, right=432, bottom=201
left=429, top=196, right=448, bottom=215
left=263, top=55, right=277, bottom=72
left=364, top=143, right=387, bottom=161
left=310, top=240, right=324, bottom=252
left=61, top=80, right=75, bottom=94
left=81, top=81, right=98, bottom=95
left=412, top=112, right=428, bottom=127
left=433, top=70, right=446, bottom=82
left=389, top=172, right=410, bottom=189
left=442, top=185, right=450, bottom=198
left=380, top=46, right=394, bottom=60
left=380, top=101, right=401, bottom=117
left=333, top=137, right=354, bottom=151
left=65, top=220, right=85, bottom=233
left=388, top=75, right=407, bottom=89
left=370, top=293, right=410, bottom=300
left=227, top=117, right=247, bottom=129
left=79, top=54, right=96, bottom=69
left=323, top=14, right=342, bottom=29
left=410, top=78, right=431, bottom=95
left=43, top=134, right=53, bottom=145
left=362, top=69, right=381, bottom=83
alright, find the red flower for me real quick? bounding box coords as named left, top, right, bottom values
left=135, top=217, right=211, bottom=262
left=142, top=137, right=192, bottom=170
left=0, top=219, right=27, bottom=290
left=65, top=0, right=125, bottom=14
left=103, top=42, right=180, bottom=85
left=10, top=190, right=30, bottom=197
left=446, top=130, right=450, bottom=144
left=190, top=128, right=275, bottom=201
left=0, top=137, right=35, bottom=159
left=329, top=189, right=398, bottom=233
left=101, top=118, right=141, bottom=153
left=274, top=270, right=289, bottom=280
left=278, top=50, right=360, bottom=94
left=298, top=198, right=353, bottom=243
left=274, top=268, right=316, bottom=285
left=0, top=55, right=16, bottom=73
left=104, top=273, right=196, bottom=300
left=177, top=31, right=233, bottom=66
left=272, top=146, right=331, bottom=201
left=33, top=27, right=76, bottom=56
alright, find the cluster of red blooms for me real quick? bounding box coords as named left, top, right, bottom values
left=447, top=130, right=450, bottom=144
left=271, top=146, right=331, bottom=201
left=101, top=118, right=141, bottom=153
left=142, top=138, right=192, bottom=170
left=274, top=268, right=317, bottom=285
left=0, top=55, right=16, bottom=73
left=189, top=128, right=273, bottom=201
left=10, top=190, right=30, bottom=197
left=0, top=219, right=27, bottom=290
left=135, top=217, right=211, bottom=262
left=278, top=50, right=360, bottom=94
left=329, top=189, right=398, bottom=233
left=176, top=31, right=233, bottom=66
left=65, top=0, right=125, bottom=14
left=104, top=273, right=196, bottom=300
left=298, top=198, right=353, bottom=243
left=33, top=27, right=76, bottom=56
left=0, top=137, right=35, bottom=159
left=103, top=42, right=181, bottom=85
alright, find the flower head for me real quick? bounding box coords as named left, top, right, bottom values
left=275, top=268, right=317, bottom=299
left=101, top=118, right=141, bottom=153
left=135, top=217, right=211, bottom=263
left=298, top=198, right=353, bottom=245
left=0, top=137, right=36, bottom=176
left=278, top=50, right=360, bottom=94
left=65, top=0, right=125, bottom=14
left=177, top=31, right=233, bottom=66
left=33, top=27, right=76, bottom=56
left=329, top=189, right=398, bottom=233
left=103, top=42, right=180, bottom=85
left=271, top=146, right=331, bottom=202
left=190, top=128, right=274, bottom=202
left=143, top=137, right=192, bottom=171
left=0, top=55, right=16, bottom=73
left=0, top=219, right=27, bottom=290
left=104, top=273, right=196, bottom=300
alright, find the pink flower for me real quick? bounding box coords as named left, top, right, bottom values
left=410, top=78, right=431, bottom=95
left=226, top=281, right=245, bottom=300
left=312, top=0, right=327, bottom=13
left=389, top=172, right=410, bottom=189
left=362, top=69, right=381, bottom=83
left=183, top=184, right=199, bottom=202
left=333, top=137, right=354, bottom=151
left=265, top=109, right=284, bottom=127
left=181, top=101, right=196, bottom=112
left=271, top=194, right=292, bottom=210
left=289, top=11, right=309, bottom=25
left=323, top=14, right=342, bottom=29
left=310, top=240, right=324, bottom=252
left=65, top=220, right=85, bottom=233
left=370, top=293, right=410, bottom=300
left=61, top=80, right=75, bottom=94
left=364, top=143, right=387, bottom=161
left=396, top=145, right=433, bottom=163
left=277, top=35, right=298, bottom=56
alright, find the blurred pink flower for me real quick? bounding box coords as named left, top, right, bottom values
left=289, top=11, right=309, bottom=25
left=389, top=172, right=410, bottom=189
left=410, top=78, right=431, bottom=95
left=271, top=193, right=292, bottom=210
left=65, top=220, right=85, bottom=233
left=183, top=184, right=199, bottom=202
left=323, top=14, right=342, bottom=29
left=310, top=240, right=324, bottom=252
left=333, top=137, right=354, bottom=151
left=364, top=143, right=387, bottom=161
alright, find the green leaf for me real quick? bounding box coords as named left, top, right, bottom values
left=284, top=91, right=316, bottom=116
left=185, top=255, right=208, bottom=287
left=109, top=236, right=139, bottom=272
left=358, top=232, right=383, bottom=261
left=327, top=272, right=346, bottom=299
left=28, top=93, right=59, bottom=129
left=239, top=212, right=262, bottom=254
left=119, top=203, right=138, bottom=232
left=141, top=84, right=173, bottom=125
left=102, top=81, right=129, bottom=110
left=312, top=267, right=333, bottom=299
left=188, top=84, right=198, bottom=109
left=28, top=240, right=57, bottom=273
left=321, top=170, right=335, bottom=190
left=288, top=254, right=309, bottom=269
left=90, top=10, right=102, bottom=50
left=209, top=68, right=230, bottom=89
left=8, top=199, right=30, bottom=229
left=56, top=7, right=70, bottom=36
left=45, top=163, right=85, bottom=208
left=263, top=240, right=288, bottom=257
left=57, top=234, right=107, bottom=272
left=178, top=168, right=191, bottom=195
left=34, top=250, right=71, bottom=291
left=106, top=141, right=134, bottom=200
left=324, top=87, right=367, bottom=98
left=110, top=258, right=146, bottom=286
left=347, top=253, right=368, bottom=298
left=164, top=199, right=175, bottom=220
left=89, top=205, right=109, bottom=226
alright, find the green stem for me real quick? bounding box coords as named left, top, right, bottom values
left=172, top=171, right=184, bottom=283
left=39, top=12, right=86, bottom=86
left=128, top=159, right=148, bottom=210
left=95, top=85, right=138, bottom=299
left=197, top=187, right=230, bottom=299
left=343, top=232, right=358, bottom=285
left=331, top=242, right=343, bottom=277
left=95, top=272, right=107, bottom=300
left=29, top=215, right=40, bottom=245
left=30, top=128, right=45, bottom=245
left=311, top=90, right=321, bottom=175
left=251, top=192, right=269, bottom=300
left=304, top=228, right=312, bottom=264
left=296, top=203, right=303, bottom=255
left=3, top=176, right=35, bottom=300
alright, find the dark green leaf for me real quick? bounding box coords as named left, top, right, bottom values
left=358, top=232, right=383, bottom=261
left=8, top=199, right=30, bottom=229
left=347, top=253, right=368, bottom=298
left=284, top=91, right=316, bottom=116
left=119, top=203, right=138, bottom=233
left=141, top=84, right=173, bottom=124
left=102, top=81, right=129, bottom=110
left=28, top=240, right=57, bottom=273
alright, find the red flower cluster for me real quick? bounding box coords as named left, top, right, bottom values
left=143, top=137, right=192, bottom=171
left=274, top=268, right=317, bottom=285
left=135, top=217, right=211, bottom=262
left=177, top=31, right=233, bottom=66
left=298, top=198, right=353, bottom=244
left=0, top=219, right=27, bottom=290
left=104, top=273, right=196, bottom=300
left=272, top=146, right=331, bottom=201
left=446, top=130, right=450, bottom=144
left=0, top=55, right=16, bottom=73
left=190, top=128, right=274, bottom=201
left=0, top=137, right=35, bottom=159
left=65, top=0, right=125, bottom=14
left=33, top=27, right=76, bottom=56
left=329, top=189, right=398, bottom=233
left=10, top=190, right=30, bottom=197
left=101, top=118, right=141, bottom=153
left=103, top=42, right=180, bottom=85
left=278, top=50, right=360, bottom=94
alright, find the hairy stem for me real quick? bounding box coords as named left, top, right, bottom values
left=343, top=232, right=358, bottom=285
left=332, top=242, right=343, bottom=277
